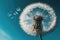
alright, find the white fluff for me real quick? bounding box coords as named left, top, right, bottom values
left=19, top=2, right=56, bottom=36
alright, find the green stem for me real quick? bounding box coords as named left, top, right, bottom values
left=39, top=34, right=42, bottom=40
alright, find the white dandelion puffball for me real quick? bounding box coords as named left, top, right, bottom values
left=19, top=3, right=56, bottom=36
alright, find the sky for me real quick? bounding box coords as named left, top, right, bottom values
left=0, top=0, right=60, bottom=40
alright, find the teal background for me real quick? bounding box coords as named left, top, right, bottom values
left=0, top=0, right=60, bottom=40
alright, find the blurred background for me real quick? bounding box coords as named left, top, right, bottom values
left=0, top=0, right=60, bottom=40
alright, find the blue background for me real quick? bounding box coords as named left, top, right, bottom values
left=0, top=0, right=60, bottom=40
